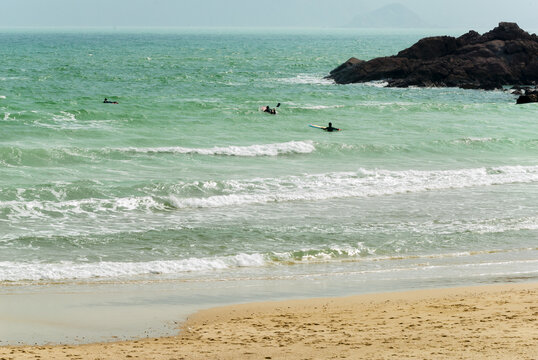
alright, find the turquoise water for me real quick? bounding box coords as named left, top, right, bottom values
left=1, top=29, right=537, bottom=303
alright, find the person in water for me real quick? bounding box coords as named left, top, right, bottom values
left=324, top=122, right=339, bottom=132
left=103, top=98, right=118, bottom=104
left=263, top=105, right=276, bottom=114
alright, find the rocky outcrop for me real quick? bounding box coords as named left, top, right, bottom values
left=326, top=22, right=538, bottom=90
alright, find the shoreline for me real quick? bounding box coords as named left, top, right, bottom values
left=1, top=282, right=537, bottom=359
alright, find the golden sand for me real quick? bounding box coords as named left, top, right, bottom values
left=1, top=283, right=537, bottom=359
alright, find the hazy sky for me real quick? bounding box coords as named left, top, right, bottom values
left=2, top=0, right=537, bottom=30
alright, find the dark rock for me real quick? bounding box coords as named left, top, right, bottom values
left=516, top=89, right=538, bottom=104
left=456, top=30, right=482, bottom=46
left=326, top=22, right=538, bottom=90
left=328, top=57, right=364, bottom=77
left=480, top=22, right=534, bottom=42
left=510, top=86, right=525, bottom=96
left=397, top=36, right=459, bottom=59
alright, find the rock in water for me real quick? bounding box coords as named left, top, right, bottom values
left=326, top=22, right=538, bottom=90
left=516, top=89, right=538, bottom=104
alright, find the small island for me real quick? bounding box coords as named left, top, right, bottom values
left=326, top=22, right=538, bottom=95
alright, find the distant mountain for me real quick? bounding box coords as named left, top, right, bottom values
left=348, top=3, right=429, bottom=28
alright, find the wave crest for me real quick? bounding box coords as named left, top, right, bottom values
left=117, top=140, right=315, bottom=157
left=4, top=165, right=538, bottom=222
left=0, top=253, right=266, bottom=281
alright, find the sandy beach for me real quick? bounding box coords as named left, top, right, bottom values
left=1, top=283, right=536, bottom=359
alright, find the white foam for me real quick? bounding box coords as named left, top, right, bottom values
left=4, top=165, right=538, bottom=222
left=274, top=244, right=374, bottom=263
left=363, top=80, right=389, bottom=88
left=4, top=246, right=534, bottom=282
left=52, top=111, right=76, bottom=122
left=277, top=74, right=334, bottom=85
left=0, top=253, right=267, bottom=281
left=1, top=195, right=164, bottom=223
left=31, top=111, right=113, bottom=130
left=352, top=216, right=538, bottom=236
left=0, top=77, right=28, bottom=81
left=167, top=165, right=538, bottom=209
left=0, top=245, right=379, bottom=281
left=454, top=137, right=494, bottom=144
left=297, top=104, right=345, bottom=110
left=118, top=140, right=315, bottom=157
left=448, top=217, right=538, bottom=235
left=0, top=95, right=6, bottom=99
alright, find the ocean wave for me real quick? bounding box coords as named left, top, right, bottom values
left=0, top=253, right=266, bottom=281
left=271, top=244, right=376, bottom=262
left=3, top=247, right=535, bottom=282
left=0, top=141, right=315, bottom=166
left=0, top=109, right=114, bottom=130
left=3, top=137, right=536, bottom=168
left=0, top=246, right=375, bottom=281
left=167, top=165, right=538, bottom=209
left=4, top=165, right=538, bottom=220
left=36, top=111, right=112, bottom=130
left=277, top=74, right=334, bottom=85
left=115, top=140, right=316, bottom=157
left=349, top=217, right=538, bottom=236
left=0, top=196, right=164, bottom=222
left=290, top=104, right=346, bottom=110
left=427, top=137, right=538, bottom=152
left=254, top=215, right=538, bottom=238
left=0, top=146, right=106, bottom=166
left=453, top=137, right=494, bottom=143
left=445, top=217, right=538, bottom=235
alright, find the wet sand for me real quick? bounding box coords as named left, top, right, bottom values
left=1, top=283, right=536, bottom=359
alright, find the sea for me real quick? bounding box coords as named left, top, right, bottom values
left=1, top=27, right=537, bottom=344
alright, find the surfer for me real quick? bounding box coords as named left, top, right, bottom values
left=103, top=98, right=118, bottom=104
left=324, top=122, right=339, bottom=132
left=263, top=106, right=276, bottom=115
left=308, top=123, right=341, bottom=131
left=262, top=103, right=280, bottom=115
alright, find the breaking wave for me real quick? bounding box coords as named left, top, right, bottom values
left=3, top=165, right=538, bottom=222
left=117, top=140, right=316, bottom=157
left=2, top=246, right=535, bottom=282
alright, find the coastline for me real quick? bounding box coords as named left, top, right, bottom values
left=1, top=282, right=536, bottom=359
left=2, top=28, right=538, bottom=360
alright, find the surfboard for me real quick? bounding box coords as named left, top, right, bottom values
left=309, top=124, right=341, bottom=131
